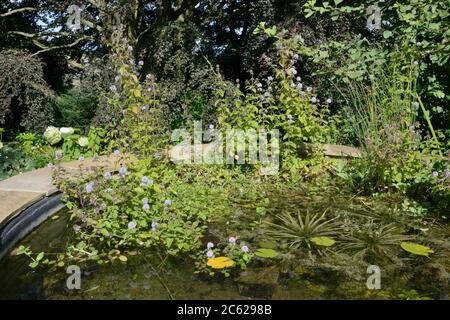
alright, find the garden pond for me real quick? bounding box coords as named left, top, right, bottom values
left=0, top=187, right=448, bottom=300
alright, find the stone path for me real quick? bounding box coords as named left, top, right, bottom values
left=0, top=144, right=361, bottom=229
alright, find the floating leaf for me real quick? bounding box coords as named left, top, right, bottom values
left=255, top=248, right=278, bottom=258
left=311, top=236, right=336, bottom=247
left=207, top=256, right=235, bottom=269
left=400, top=242, right=434, bottom=257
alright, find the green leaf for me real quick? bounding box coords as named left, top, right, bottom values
left=256, top=207, right=266, bottom=215
left=255, top=248, right=279, bottom=258
left=36, top=252, right=45, bottom=261
left=311, top=236, right=335, bottom=247
left=383, top=30, right=393, bottom=38
left=119, top=255, right=128, bottom=262
left=334, top=0, right=343, bottom=6
left=304, top=9, right=314, bottom=19
left=400, top=242, right=434, bottom=257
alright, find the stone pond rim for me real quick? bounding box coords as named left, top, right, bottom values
left=0, top=193, right=64, bottom=261
left=0, top=144, right=362, bottom=261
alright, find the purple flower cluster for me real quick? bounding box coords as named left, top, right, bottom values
left=55, top=151, right=62, bottom=161
left=141, top=176, right=154, bottom=187
left=128, top=221, right=137, bottom=230
left=119, top=165, right=127, bottom=176
left=86, top=183, right=94, bottom=193
left=142, top=198, right=150, bottom=211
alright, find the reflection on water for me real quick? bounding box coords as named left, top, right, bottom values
left=0, top=210, right=331, bottom=300
left=0, top=193, right=448, bottom=300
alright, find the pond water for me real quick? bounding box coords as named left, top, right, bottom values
left=0, top=193, right=448, bottom=300
left=0, top=209, right=329, bottom=300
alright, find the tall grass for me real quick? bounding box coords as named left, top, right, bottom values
left=341, top=65, right=417, bottom=151
left=337, top=61, right=431, bottom=192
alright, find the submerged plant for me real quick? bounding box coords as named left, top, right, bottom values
left=265, top=209, right=341, bottom=250
left=340, top=223, right=411, bottom=262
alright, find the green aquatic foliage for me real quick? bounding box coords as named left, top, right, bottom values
left=400, top=242, right=434, bottom=257
left=311, top=236, right=336, bottom=247
left=265, top=210, right=341, bottom=250
left=255, top=248, right=279, bottom=258
left=340, top=223, right=411, bottom=261
left=258, top=241, right=277, bottom=249
left=395, top=289, right=433, bottom=301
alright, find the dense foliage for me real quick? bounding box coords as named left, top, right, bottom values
left=0, top=0, right=448, bottom=299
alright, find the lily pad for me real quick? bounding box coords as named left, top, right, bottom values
left=311, top=236, right=336, bottom=247
left=255, top=248, right=279, bottom=258
left=207, top=257, right=235, bottom=269
left=400, top=242, right=434, bottom=257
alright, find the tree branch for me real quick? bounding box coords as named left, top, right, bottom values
left=81, top=18, right=104, bottom=32
left=8, top=30, right=75, bottom=38
left=68, top=59, right=85, bottom=69
left=0, top=7, right=38, bottom=18
left=31, top=36, right=93, bottom=56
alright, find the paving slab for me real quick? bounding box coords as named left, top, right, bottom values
left=0, top=190, right=44, bottom=228
left=321, top=144, right=363, bottom=158
left=61, top=154, right=137, bottom=171
left=0, top=167, right=56, bottom=195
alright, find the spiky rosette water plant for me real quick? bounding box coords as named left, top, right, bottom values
left=265, top=209, right=341, bottom=250
left=339, top=222, right=411, bottom=262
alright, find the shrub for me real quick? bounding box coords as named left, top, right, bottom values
left=215, top=25, right=331, bottom=174
left=0, top=143, right=38, bottom=180
left=0, top=50, right=55, bottom=134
